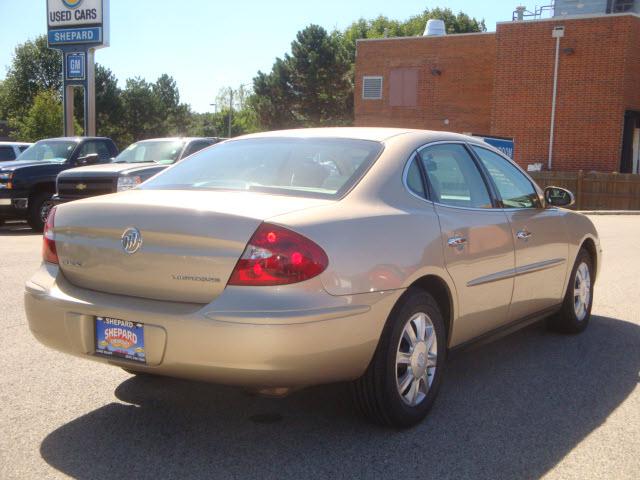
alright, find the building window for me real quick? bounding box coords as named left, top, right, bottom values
left=389, top=68, right=418, bottom=107
left=362, top=76, right=383, bottom=100
left=607, top=0, right=635, bottom=13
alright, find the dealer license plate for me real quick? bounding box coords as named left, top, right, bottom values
left=95, top=316, right=146, bottom=363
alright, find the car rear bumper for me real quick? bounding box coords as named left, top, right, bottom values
left=25, top=264, right=402, bottom=388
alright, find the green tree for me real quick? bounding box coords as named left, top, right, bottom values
left=252, top=25, right=352, bottom=130
left=95, top=65, right=125, bottom=146
left=342, top=8, right=486, bottom=62
left=0, top=36, right=62, bottom=120
left=153, top=74, right=185, bottom=134
left=251, top=60, right=297, bottom=129
left=9, top=90, right=64, bottom=141
left=120, top=77, right=161, bottom=144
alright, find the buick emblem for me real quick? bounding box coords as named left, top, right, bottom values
left=76, top=183, right=87, bottom=191
left=121, top=227, right=143, bottom=254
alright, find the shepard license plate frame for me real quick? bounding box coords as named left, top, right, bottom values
left=95, top=316, right=146, bottom=363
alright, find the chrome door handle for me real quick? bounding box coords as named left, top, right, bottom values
left=447, top=236, right=467, bottom=247
left=516, top=230, right=532, bottom=240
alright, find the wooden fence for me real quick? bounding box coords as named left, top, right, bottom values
left=529, top=171, right=640, bottom=210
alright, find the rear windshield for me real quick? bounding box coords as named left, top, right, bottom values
left=141, top=137, right=383, bottom=198
left=114, top=140, right=185, bottom=164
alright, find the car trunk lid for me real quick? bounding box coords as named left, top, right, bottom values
left=54, top=189, right=330, bottom=303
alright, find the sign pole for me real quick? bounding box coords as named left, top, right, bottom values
left=63, top=84, right=75, bottom=136
left=85, top=49, right=96, bottom=136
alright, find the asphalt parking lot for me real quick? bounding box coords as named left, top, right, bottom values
left=1, top=216, right=639, bottom=480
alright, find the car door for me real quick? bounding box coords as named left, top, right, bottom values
left=418, top=142, right=516, bottom=345
left=470, top=145, right=569, bottom=321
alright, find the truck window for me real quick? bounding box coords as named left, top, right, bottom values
left=0, top=146, right=16, bottom=161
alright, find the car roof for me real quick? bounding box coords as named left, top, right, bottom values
left=36, top=137, right=112, bottom=142
left=134, top=137, right=215, bottom=143
left=235, top=127, right=481, bottom=145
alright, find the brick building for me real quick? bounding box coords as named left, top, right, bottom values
left=354, top=10, right=640, bottom=173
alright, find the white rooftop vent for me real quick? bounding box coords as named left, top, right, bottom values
left=424, top=19, right=446, bottom=36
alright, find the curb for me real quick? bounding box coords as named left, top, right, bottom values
left=579, top=211, right=640, bottom=215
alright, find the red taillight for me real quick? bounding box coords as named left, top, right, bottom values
left=228, top=223, right=328, bottom=286
left=42, top=206, right=58, bottom=264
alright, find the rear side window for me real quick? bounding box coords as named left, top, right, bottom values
left=142, top=138, right=383, bottom=199
left=472, top=146, right=539, bottom=209
left=405, top=156, right=426, bottom=198
left=419, top=144, right=492, bottom=209
left=0, top=146, right=16, bottom=161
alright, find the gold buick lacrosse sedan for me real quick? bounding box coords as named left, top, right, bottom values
left=25, top=128, right=601, bottom=427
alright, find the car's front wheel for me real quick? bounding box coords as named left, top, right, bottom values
left=547, top=248, right=594, bottom=334
left=351, top=288, right=446, bottom=428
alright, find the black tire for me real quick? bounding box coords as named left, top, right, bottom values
left=547, top=248, right=594, bottom=334
left=351, top=288, right=447, bottom=428
left=27, top=191, right=54, bottom=232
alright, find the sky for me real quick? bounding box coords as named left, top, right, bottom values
left=0, top=1, right=520, bottom=112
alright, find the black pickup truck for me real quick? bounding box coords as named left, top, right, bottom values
left=0, top=137, right=118, bottom=231
left=54, top=137, right=221, bottom=204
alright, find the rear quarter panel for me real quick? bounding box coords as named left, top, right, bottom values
left=274, top=197, right=449, bottom=297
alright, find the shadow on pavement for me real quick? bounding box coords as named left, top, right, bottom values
left=0, top=220, right=38, bottom=235
left=40, top=316, right=640, bottom=479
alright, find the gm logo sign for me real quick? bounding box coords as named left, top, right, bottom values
left=65, top=52, right=86, bottom=80
left=62, top=0, right=83, bottom=7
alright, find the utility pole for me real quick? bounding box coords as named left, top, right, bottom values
left=228, top=88, right=233, bottom=138
left=548, top=25, right=564, bottom=171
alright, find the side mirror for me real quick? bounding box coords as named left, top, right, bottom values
left=76, top=153, right=100, bottom=166
left=544, top=186, right=575, bottom=207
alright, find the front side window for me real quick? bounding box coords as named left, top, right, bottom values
left=472, top=146, right=539, bottom=209
left=142, top=137, right=383, bottom=199
left=77, top=141, right=112, bottom=160
left=17, top=141, right=76, bottom=162
left=419, top=143, right=492, bottom=209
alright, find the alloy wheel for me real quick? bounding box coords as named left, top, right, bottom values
left=395, top=312, right=437, bottom=407
left=573, top=262, right=591, bottom=321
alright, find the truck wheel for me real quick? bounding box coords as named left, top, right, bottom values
left=27, top=192, right=54, bottom=232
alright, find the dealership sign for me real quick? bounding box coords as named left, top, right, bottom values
left=474, top=135, right=515, bottom=158
left=65, top=52, right=86, bottom=81
left=47, top=0, right=109, bottom=48
left=46, top=0, right=110, bottom=137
